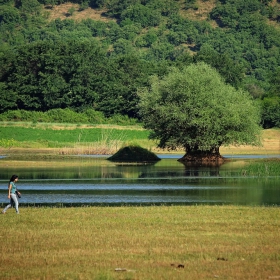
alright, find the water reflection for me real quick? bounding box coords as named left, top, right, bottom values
left=0, top=155, right=279, bottom=206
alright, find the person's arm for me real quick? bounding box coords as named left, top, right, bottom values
left=8, top=183, right=11, bottom=199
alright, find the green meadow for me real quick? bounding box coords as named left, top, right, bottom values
left=0, top=125, right=148, bottom=143
left=0, top=123, right=150, bottom=152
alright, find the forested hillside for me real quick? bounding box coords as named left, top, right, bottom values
left=0, top=0, right=280, bottom=128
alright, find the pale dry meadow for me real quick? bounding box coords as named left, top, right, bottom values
left=1, top=206, right=280, bottom=279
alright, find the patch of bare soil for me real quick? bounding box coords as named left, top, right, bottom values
left=45, top=3, right=115, bottom=22
left=266, top=1, right=280, bottom=30
left=179, top=0, right=218, bottom=27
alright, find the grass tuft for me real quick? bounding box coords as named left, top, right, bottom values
left=241, top=158, right=280, bottom=176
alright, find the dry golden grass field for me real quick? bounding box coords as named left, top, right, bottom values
left=220, top=129, right=280, bottom=155
left=1, top=206, right=280, bottom=280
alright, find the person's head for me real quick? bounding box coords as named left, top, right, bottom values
left=9, top=175, right=18, bottom=183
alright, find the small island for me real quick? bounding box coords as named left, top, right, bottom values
left=107, top=145, right=161, bottom=163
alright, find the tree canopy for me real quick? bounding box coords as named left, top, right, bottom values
left=138, top=63, right=261, bottom=162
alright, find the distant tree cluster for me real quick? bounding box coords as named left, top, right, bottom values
left=0, top=0, right=279, bottom=128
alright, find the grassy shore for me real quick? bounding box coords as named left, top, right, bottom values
left=0, top=122, right=279, bottom=156
left=1, top=206, right=280, bottom=279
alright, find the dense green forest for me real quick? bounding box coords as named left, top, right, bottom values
left=0, top=0, right=280, bottom=128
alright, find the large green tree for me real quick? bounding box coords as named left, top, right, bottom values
left=138, top=63, right=261, bottom=162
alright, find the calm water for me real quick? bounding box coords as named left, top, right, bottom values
left=0, top=154, right=279, bottom=206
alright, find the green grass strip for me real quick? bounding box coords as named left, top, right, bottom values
left=0, top=126, right=149, bottom=143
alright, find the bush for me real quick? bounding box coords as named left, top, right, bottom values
left=120, top=4, right=161, bottom=28
left=0, top=110, right=43, bottom=121
left=107, top=114, right=138, bottom=125
left=46, top=108, right=89, bottom=123
left=83, top=109, right=106, bottom=124
left=261, top=97, right=280, bottom=128
left=0, top=109, right=140, bottom=125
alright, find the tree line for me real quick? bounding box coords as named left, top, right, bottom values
left=0, top=0, right=279, bottom=128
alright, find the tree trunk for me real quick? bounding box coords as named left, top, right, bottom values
left=178, top=145, right=225, bottom=163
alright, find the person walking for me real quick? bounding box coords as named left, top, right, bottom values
left=1, top=175, right=21, bottom=214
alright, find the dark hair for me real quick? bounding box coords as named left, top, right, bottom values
left=9, top=175, right=18, bottom=183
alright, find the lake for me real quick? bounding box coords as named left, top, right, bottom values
left=0, top=154, right=279, bottom=206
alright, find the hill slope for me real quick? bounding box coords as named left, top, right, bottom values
left=0, top=0, right=279, bottom=128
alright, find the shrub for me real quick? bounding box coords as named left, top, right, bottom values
left=83, top=109, right=105, bottom=124
left=0, top=109, right=139, bottom=125
left=108, top=114, right=138, bottom=125
left=46, top=108, right=88, bottom=123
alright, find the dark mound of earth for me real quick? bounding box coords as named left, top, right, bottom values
left=107, top=146, right=161, bottom=162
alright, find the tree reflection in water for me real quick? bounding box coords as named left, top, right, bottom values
left=181, top=161, right=224, bottom=177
